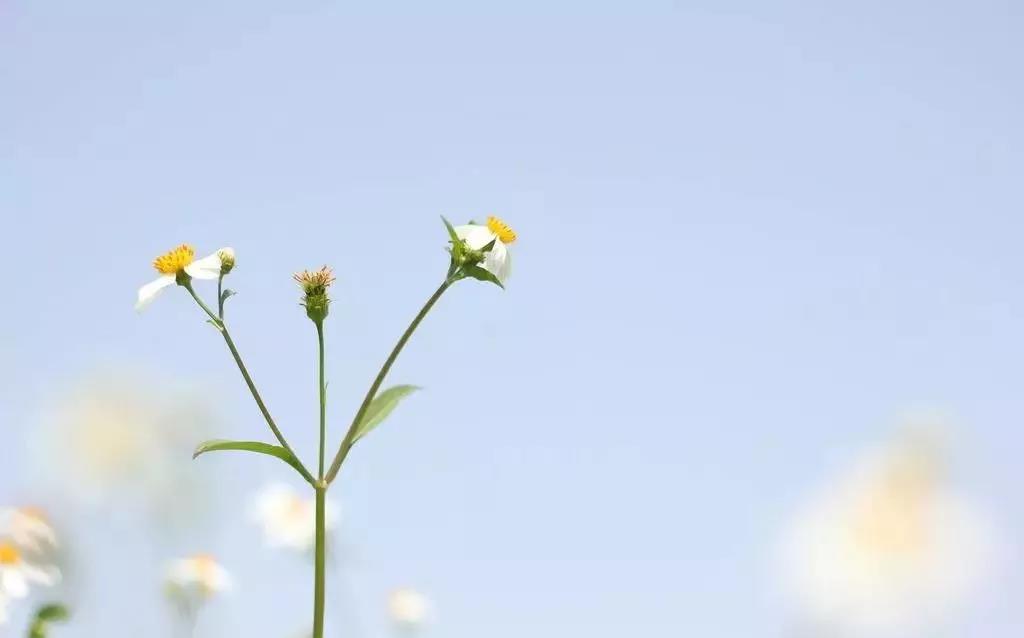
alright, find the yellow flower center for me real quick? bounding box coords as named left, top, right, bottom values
left=153, top=244, right=195, bottom=275
left=0, top=542, right=21, bottom=565
left=487, top=216, right=517, bottom=244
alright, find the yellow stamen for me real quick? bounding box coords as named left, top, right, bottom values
left=486, top=216, right=517, bottom=244
left=153, top=244, right=196, bottom=275
left=0, top=542, right=20, bottom=565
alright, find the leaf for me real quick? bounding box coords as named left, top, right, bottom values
left=193, top=440, right=306, bottom=477
left=28, top=603, right=70, bottom=638
left=352, top=385, right=421, bottom=444
left=220, top=288, right=237, bottom=304
left=462, top=265, right=504, bottom=289
left=440, top=216, right=463, bottom=260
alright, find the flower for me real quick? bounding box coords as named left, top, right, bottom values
left=454, top=216, right=516, bottom=284
left=0, top=541, right=59, bottom=600
left=388, top=588, right=431, bottom=630
left=294, top=266, right=336, bottom=322
left=217, top=248, right=236, bottom=274
left=31, top=371, right=219, bottom=526
left=165, top=554, right=231, bottom=599
left=136, top=244, right=233, bottom=310
left=250, top=484, right=338, bottom=553
left=780, top=429, right=993, bottom=635
left=0, top=508, right=57, bottom=554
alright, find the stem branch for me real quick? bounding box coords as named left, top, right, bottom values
left=324, top=279, right=452, bottom=483
left=182, top=281, right=315, bottom=486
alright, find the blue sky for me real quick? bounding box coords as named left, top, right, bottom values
left=1, top=1, right=1022, bottom=636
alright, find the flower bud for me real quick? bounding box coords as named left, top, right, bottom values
left=293, top=266, right=335, bottom=323
left=218, top=248, right=236, bottom=275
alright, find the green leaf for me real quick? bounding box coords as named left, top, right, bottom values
left=462, top=265, right=505, bottom=289
left=193, top=440, right=306, bottom=477
left=28, top=603, right=70, bottom=638
left=220, top=288, right=237, bottom=304
left=441, top=216, right=463, bottom=260
left=352, top=385, right=421, bottom=444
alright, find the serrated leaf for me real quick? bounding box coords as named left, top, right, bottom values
left=462, top=265, right=504, bottom=289
left=352, top=385, right=421, bottom=444
left=193, top=440, right=306, bottom=477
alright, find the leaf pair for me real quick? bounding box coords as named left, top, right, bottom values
left=193, top=385, right=420, bottom=480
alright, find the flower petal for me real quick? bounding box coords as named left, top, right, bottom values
left=22, top=564, right=59, bottom=588
left=483, top=239, right=511, bottom=284
left=184, top=250, right=224, bottom=280
left=1, top=570, right=28, bottom=599
left=136, top=276, right=175, bottom=311
left=454, top=225, right=496, bottom=251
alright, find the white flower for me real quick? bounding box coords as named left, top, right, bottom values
left=136, top=244, right=233, bottom=310
left=780, top=431, right=993, bottom=636
left=0, top=508, right=58, bottom=554
left=454, top=216, right=516, bottom=284
left=31, top=372, right=218, bottom=520
left=0, top=541, right=60, bottom=600
left=165, top=554, right=231, bottom=599
left=388, top=588, right=431, bottom=630
left=250, top=484, right=338, bottom=553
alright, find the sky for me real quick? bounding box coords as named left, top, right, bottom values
left=1, top=1, right=1022, bottom=636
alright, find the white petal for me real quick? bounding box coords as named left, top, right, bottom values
left=136, top=276, right=175, bottom=311
left=207, top=564, right=232, bottom=592
left=454, top=224, right=497, bottom=251
left=184, top=251, right=223, bottom=280
left=483, top=239, right=511, bottom=284
left=2, top=570, right=28, bottom=598
left=22, top=564, right=59, bottom=588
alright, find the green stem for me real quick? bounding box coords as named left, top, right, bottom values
left=324, top=278, right=453, bottom=483
left=217, top=274, right=225, bottom=319
left=182, top=281, right=315, bottom=486
left=316, top=320, right=327, bottom=479
left=313, top=486, right=327, bottom=638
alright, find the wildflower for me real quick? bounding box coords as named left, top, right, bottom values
left=165, top=554, right=231, bottom=599
left=217, top=248, right=236, bottom=274
left=388, top=588, right=431, bottom=630
left=294, top=266, right=335, bottom=323
left=0, top=508, right=57, bottom=554
left=0, top=541, right=59, bottom=599
left=250, top=484, right=338, bottom=553
left=136, top=244, right=233, bottom=310
left=781, top=429, right=992, bottom=635
left=454, top=216, right=516, bottom=284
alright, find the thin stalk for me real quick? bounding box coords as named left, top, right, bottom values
left=313, top=486, right=327, bottom=638
left=182, top=281, right=315, bottom=485
left=316, top=320, right=327, bottom=478
left=217, top=274, right=225, bottom=319
left=324, top=278, right=452, bottom=483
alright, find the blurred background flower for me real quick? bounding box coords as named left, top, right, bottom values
left=0, top=507, right=62, bottom=628
left=164, top=553, right=231, bottom=632
left=388, top=588, right=432, bottom=634
left=28, top=370, right=220, bottom=530
left=780, top=423, right=995, bottom=637
left=250, top=483, right=339, bottom=555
